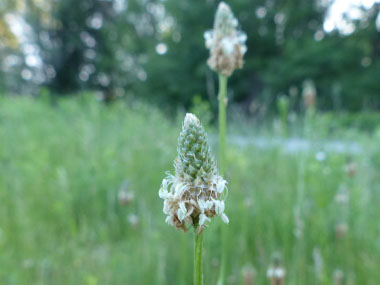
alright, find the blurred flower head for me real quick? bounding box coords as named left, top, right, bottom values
left=242, top=264, right=256, bottom=285
left=204, top=2, right=247, bottom=77
left=118, top=180, right=134, bottom=206
left=334, top=185, right=349, bottom=205
left=159, top=113, right=228, bottom=233
left=267, top=253, right=286, bottom=285
left=333, top=269, right=344, bottom=285
left=128, top=214, right=139, bottom=228
left=335, top=222, right=348, bottom=240
left=312, top=247, right=324, bottom=281
left=345, top=158, right=357, bottom=177
left=302, top=79, right=317, bottom=109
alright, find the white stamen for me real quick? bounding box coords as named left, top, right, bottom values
left=177, top=207, right=186, bottom=221
left=205, top=200, right=213, bottom=210
left=165, top=215, right=173, bottom=225
left=214, top=200, right=225, bottom=215
left=199, top=213, right=211, bottom=226
left=221, top=37, right=236, bottom=55
left=179, top=202, right=187, bottom=214
left=159, top=187, right=170, bottom=199
left=198, top=199, right=206, bottom=212
left=216, top=179, right=227, bottom=193
left=275, top=268, right=285, bottom=278
left=204, top=31, right=214, bottom=48
left=221, top=213, right=229, bottom=224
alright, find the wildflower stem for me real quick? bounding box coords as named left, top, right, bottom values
left=217, top=73, right=228, bottom=285
left=218, top=74, right=228, bottom=176
left=194, top=230, right=204, bottom=285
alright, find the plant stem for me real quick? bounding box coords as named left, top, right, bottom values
left=194, top=231, right=204, bottom=285
left=217, top=73, right=228, bottom=285
left=218, top=74, right=228, bottom=176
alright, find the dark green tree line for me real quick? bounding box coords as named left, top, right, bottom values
left=1, top=0, right=380, bottom=111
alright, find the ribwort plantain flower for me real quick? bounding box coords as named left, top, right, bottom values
left=159, top=113, right=228, bottom=234
left=267, top=253, right=286, bottom=285
left=204, top=2, right=247, bottom=77
left=118, top=180, right=134, bottom=206
left=242, top=264, right=256, bottom=285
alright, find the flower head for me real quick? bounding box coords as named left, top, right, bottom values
left=204, top=2, right=247, bottom=77
left=159, top=113, right=228, bottom=233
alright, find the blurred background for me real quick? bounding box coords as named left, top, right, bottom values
left=1, top=0, right=380, bottom=284
left=1, top=0, right=379, bottom=112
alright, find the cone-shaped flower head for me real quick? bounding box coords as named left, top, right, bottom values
left=204, top=2, right=247, bottom=77
left=159, top=113, right=228, bottom=233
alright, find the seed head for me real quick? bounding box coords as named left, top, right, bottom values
left=312, top=247, right=324, bottom=282
left=118, top=180, right=134, bottom=205
left=335, top=222, right=348, bottom=240
left=267, top=253, right=286, bottom=285
left=345, top=158, right=357, bottom=177
left=128, top=214, right=139, bottom=228
left=159, top=113, right=228, bottom=233
left=333, top=269, right=344, bottom=285
left=242, top=264, right=256, bottom=285
left=302, top=79, right=317, bottom=109
left=205, top=2, right=247, bottom=77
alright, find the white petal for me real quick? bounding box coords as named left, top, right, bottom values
left=199, top=214, right=211, bottom=226
left=275, top=268, right=285, bottom=278
left=179, top=202, right=187, bottom=215
left=175, top=183, right=186, bottom=194
left=215, top=200, right=225, bottom=215
left=198, top=199, right=206, bottom=212
left=177, top=207, right=186, bottom=221
left=216, top=179, right=227, bottom=193
left=267, top=268, right=274, bottom=277
left=221, top=38, right=235, bottom=55
left=159, top=178, right=173, bottom=199
left=237, top=32, right=247, bottom=43
left=159, top=187, right=170, bottom=199
left=221, top=213, right=229, bottom=224
left=163, top=200, right=170, bottom=214
left=232, top=18, right=238, bottom=28
left=240, top=45, right=247, bottom=55
left=204, top=31, right=214, bottom=49
left=205, top=200, right=213, bottom=210
left=165, top=215, right=173, bottom=225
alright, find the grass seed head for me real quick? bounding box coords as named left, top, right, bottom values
left=159, top=113, right=228, bottom=233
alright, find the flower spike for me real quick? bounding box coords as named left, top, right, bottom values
left=159, top=113, right=228, bottom=233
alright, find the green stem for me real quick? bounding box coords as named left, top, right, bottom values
left=217, top=73, right=228, bottom=285
left=218, top=74, right=227, bottom=176
left=194, top=231, right=204, bottom=285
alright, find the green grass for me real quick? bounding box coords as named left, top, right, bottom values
left=1, top=95, right=380, bottom=284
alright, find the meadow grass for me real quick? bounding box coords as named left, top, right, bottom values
left=1, top=95, right=380, bottom=284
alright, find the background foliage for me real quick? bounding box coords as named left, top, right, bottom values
left=1, top=0, right=379, bottom=112
left=1, top=96, right=380, bottom=284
